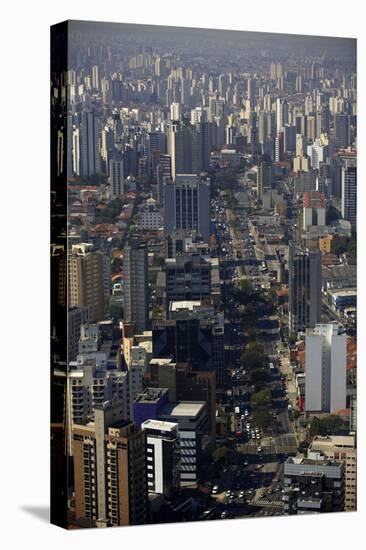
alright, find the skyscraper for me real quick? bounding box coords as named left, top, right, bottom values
left=92, top=65, right=100, bottom=90
left=167, top=122, right=201, bottom=180
left=80, top=110, right=101, bottom=176
left=341, top=163, right=357, bottom=231
left=123, top=238, right=149, bottom=333
left=109, top=154, right=124, bottom=197
left=335, top=113, right=350, bottom=149
left=257, top=157, right=273, bottom=201
left=163, top=174, right=210, bottom=242
left=288, top=242, right=321, bottom=334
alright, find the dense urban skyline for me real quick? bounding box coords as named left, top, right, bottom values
left=51, top=20, right=357, bottom=529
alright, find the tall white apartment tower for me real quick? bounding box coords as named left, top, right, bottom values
left=305, top=323, right=347, bottom=413
left=92, top=65, right=100, bottom=91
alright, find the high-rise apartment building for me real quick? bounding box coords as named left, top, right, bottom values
left=288, top=242, right=321, bottom=334
left=305, top=323, right=346, bottom=413
left=72, top=400, right=147, bottom=527
left=92, top=65, right=100, bottom=90
left=68, top=244, right=105, bottom=323
left=123, top=238, right=149, bottom=333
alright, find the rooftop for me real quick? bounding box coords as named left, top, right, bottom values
left=160, top=401, right=206, bottom=418
left=135, top=387, right=168, bottom=403
left=141, top=419, right=178, bottom=432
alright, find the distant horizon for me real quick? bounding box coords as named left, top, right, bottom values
left=61, top=19, right=356, bottom=61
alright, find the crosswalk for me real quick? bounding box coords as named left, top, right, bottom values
left=251, top=496, right=284, bottom=509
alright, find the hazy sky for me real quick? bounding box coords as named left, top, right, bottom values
left=66, top=19, right=356, bottom=62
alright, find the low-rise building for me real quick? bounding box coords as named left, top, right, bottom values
left=283, top=457, right=344, bottom=514
left=308, top=435, right=356, bottom=511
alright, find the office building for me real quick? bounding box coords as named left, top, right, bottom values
left=123, top=238, right=149, bottom=333
left=164, top=255, right=211, bottom=307
left=341, top=164, right=357, bottom=230
left=283, top=457, right=344, bottom=515
left=141, top=419, right=180, bottom=498
left=305, top=323, right=346, bottom=413
left=72, top=400, right=147, bottom=527
left=153, top=302, right=224, bottom=385
left=153, top=359, right=217, bottom=436
left=158, top=400, right=207, bottom=486
left=80, top=110, right=101, bottom=177
left=257, top=157, right=273, bottom=200
left=110, top=154, right=124, bottom=197
left=288, top=242, right=321, bottom=334
left=167, top=122, right=201, bottom=179
left=163, top=174, right=210, bottom=242
left=335, top=113, right=350, bottom=149
left=308, top=435, right=356, bottom=511
left=133, top=387, right=170, bottom=428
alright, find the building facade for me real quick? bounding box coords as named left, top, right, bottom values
left=288, top=242, right=321, bottom=334
left=308, top=435, right=356, bottom=511
left=72, top=400, right=147, bottom=527
left=123, top=238, right=149, bottom=333
left=305, top=323, right=346, bottom=413
left=142, top=419, right=180, bottom=498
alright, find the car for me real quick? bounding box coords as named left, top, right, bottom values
left=239, top=490, right=245, bottom=498
left=212, top=485, right=219, bottom=495
left=256, top=433, right=261, bottom=439
left=257, top=446, right=262, bottom=452
left=225, top=490, right=231, bottom=497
